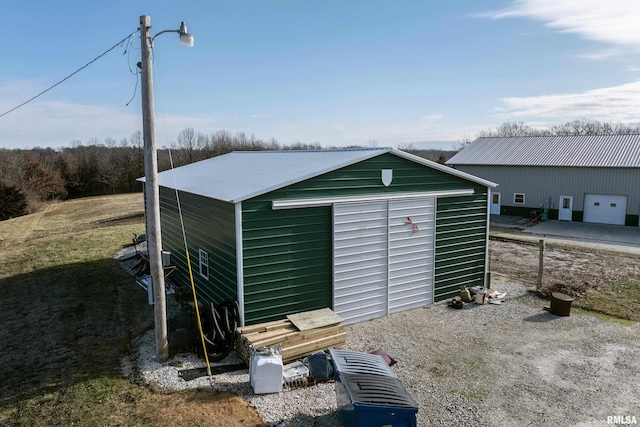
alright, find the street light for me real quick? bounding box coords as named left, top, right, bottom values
left=139, top=15, right=193, bottom=362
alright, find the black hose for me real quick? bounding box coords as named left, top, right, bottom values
left=200, top=300, right=240, bottom=362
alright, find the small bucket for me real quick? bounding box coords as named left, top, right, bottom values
left=475, top=289, right=486, bottom=304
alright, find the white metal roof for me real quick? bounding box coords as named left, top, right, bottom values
left=150, top=148, right=496, bottom=203
left=446, top=135, right=640, bottom=167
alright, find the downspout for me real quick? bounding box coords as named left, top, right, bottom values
left=235, top=202, right=245, bottom=326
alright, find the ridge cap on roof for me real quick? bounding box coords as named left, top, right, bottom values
left=232, top=147, right=391, bottom=153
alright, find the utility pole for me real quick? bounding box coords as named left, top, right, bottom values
left=139, top=15, right=168, bottom=362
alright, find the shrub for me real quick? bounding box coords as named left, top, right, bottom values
left=0, top=182, right=29, bottom=220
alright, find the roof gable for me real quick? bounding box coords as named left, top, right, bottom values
left=446, top=135, right=640, bottom=168
left=153, top=148, right=495, bottom=203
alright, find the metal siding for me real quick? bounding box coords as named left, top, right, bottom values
left=434, top=194, right=488, bottom=300
left=333, top=202, right=389, bottom=325
left=159, top=187, right=237, bottom=305
left=242, top=197, right=333, bottom=324
left=241, top=153, right=490, bottom=324
left=452, top=165, right=640, bottom=216
left=388, top=198, right=435, bottom=313
left=448, top=135, right=640, bottom=167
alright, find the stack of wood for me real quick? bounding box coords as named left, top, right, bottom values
left=236, top=308, right=346, bottom=363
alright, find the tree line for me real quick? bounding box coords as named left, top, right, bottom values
left=0, top=129, right=326, bottom=220
left=2, top=118, right=636, bottom=220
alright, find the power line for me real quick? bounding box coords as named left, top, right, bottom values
left=0, top=31, right=138, bottom=119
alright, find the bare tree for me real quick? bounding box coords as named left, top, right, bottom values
left=0, top=149, right=23, bottom=189
left=196, top=132, right=209, bottom=156
left=478, top=121, right=534, bottom=138
left=549, top=118, right=640, bottom=136
left=129, top=131, right=144, bottom=185
left=477, top=119, right=640, bottom=139
left=397, top=142, right=416, bottom=153
left=129, top=131, right=143, bottom=149
left=176, top=128, right=197, bottom=164
left=104, top=137, right=117, bottom=148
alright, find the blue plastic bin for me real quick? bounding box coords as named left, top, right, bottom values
left=336, top=372, right=418, bottom=427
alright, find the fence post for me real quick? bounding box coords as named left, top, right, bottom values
left=537, top=239, right=545, bottom=291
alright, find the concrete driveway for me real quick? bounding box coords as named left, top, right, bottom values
left=490, top=215, right=640, bottom=254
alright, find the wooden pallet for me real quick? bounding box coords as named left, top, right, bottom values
left=236, top=309, right=346, bottom=363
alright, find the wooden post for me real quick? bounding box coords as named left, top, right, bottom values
left=536, top=239, right=545, bottom=291
left=486, top=247, right=491, bottom=289
left=140, top=15, right=168, bottom=362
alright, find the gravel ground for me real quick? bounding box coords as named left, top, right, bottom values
left=138, top=280, right=640, bottom=426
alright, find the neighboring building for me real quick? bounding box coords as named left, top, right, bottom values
left=446, top=135, right=640, bottom=226
left=147, top=148, right=496, bottom=326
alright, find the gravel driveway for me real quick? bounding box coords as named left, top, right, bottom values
left=139, top=280, right=639, bottom=426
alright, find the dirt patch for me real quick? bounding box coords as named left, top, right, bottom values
left=489, top=235, right=640, bottom=320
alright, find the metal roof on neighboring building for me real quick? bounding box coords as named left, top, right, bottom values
left=148, top=148, right=496, bottom=203
left=446, top=135, right=640, bottom=167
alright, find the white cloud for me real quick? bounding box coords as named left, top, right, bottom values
left=628, top=66, right=640, bottom=72
left=577, top=49, right=625, bottom=61
left=497, top=80, right=640, bottom=122
left=481, top=0, right=640, bottom=48
left=422, top=114, right=445, bottom=122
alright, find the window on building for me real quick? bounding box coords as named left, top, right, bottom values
left=594, top=202, right=600, bottom=207
left=514, top=193, right=525, bottom=204
left=199, top=249, right=209, bottom=279
left=611, top=203, right=616, bottom=208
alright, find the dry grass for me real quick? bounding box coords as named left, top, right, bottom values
left=1, top=383, right=265, bottom=427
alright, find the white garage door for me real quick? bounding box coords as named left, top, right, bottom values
left=333, top=198, right=435, bottom=325
left=333, top=201, right=389, bottom=325
left=583, top=194, right=627, bottom=225
left=388, top=198, right=435, bottom=314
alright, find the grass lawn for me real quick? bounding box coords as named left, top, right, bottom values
left=575, top=279, right=640, bottom=322
left=0, top=194, right=264, bottom=427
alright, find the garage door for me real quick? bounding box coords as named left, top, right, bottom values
left=583, top=194, right=627, bottom=225
left=333, top=201, right=389, bottom=325
left=333, top=198, right=435, bottom=325
left=388, top=198, right=435, bottom=314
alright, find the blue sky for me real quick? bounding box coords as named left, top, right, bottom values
left=1, top=0, right=639, bottom=150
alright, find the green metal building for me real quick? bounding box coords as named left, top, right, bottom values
left=153, top=148, right=496, bottom=325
